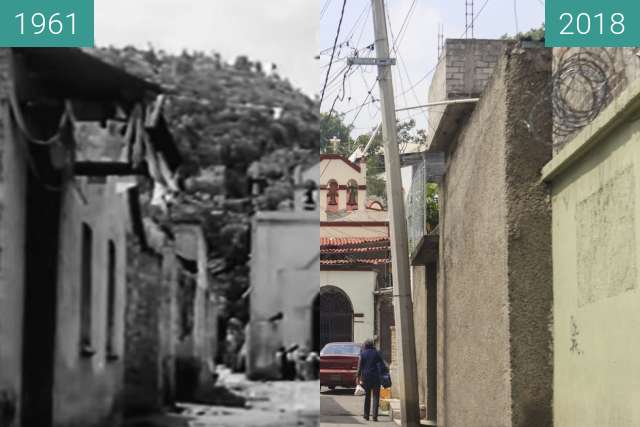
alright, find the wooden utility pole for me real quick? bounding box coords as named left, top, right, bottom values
left=367, top=0, right=421, bottom=424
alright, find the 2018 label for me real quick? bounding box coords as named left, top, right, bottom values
left=559, top=12, right=625, bottom=36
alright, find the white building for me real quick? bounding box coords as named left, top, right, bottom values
left=246, top=163, right=320, bottom=380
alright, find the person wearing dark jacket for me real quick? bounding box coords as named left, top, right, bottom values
left=356, top=339, right=386, bottom=421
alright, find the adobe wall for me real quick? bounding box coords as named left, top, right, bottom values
left=438, top=46, right=552, bottom=426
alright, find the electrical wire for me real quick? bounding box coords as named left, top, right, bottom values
left=320, top=0, right=348, bottom=108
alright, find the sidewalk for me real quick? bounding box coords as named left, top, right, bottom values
left=320, top=387, right=396, bottom=426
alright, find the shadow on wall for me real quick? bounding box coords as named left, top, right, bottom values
left=0, top=389, right=17, bottom=426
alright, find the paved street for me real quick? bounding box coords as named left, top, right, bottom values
left=320, top=387, right=395, bottom=426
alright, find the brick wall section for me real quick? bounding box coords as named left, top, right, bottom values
left=428, top=39, right=511, bottom=139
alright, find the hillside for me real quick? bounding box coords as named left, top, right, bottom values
left=91, top=46, right=320, bottom=322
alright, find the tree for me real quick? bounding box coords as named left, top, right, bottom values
left=501, top=24, right=545, bottom=42
left=352, top=119, right=427, bottom=202
left=320, top=113, right=357, bottom=156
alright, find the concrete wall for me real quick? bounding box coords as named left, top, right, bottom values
left=0, top=49, right=27, bottom=426
left=248, top=211, right=319, bottom=379
left=543, top=78, right=640, bottom=426
left=411, top=265, right=427, bottom=408
left=436, top=45, right=552, bottom=426
left=53, top=178, right=129, bottom=427
left=319, top=270, right=376, bottom=344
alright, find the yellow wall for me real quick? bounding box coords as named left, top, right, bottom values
left=546, top=83, right=640, bottom=427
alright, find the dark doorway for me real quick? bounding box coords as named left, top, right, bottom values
left=319, top=286, right=353, bottom=349
left=312, top=294, right=320, bottom=352
left=21, top=145, right=63, bottom=427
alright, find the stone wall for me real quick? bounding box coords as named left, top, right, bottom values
left=436, top=45, right=552, bottom=427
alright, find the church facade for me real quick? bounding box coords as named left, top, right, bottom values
left=319, top=154, right=393, bottom=359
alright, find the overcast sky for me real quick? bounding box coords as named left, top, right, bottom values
left=95, top=0, right=319, bottom=97
left=320, top=0, right=545, bottom=137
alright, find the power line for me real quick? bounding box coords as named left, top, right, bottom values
left=320, top=0, right=332, bottom=19
left=320, top=0, right=348, bottom=108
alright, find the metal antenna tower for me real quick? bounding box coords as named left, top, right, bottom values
left=465, top=0, right=474, bottom=38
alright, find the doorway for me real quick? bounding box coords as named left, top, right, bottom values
left=21, top=144, right=63, bottom=427
left=319, top=286, right=353, bottom=349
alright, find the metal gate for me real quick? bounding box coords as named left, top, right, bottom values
left=319, top=286, right=353, bottom=350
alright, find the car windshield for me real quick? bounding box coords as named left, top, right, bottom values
left=320, top=343, right=361, bottom=356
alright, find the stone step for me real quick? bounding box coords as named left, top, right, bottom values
left=387, top=400, right=436, bottom=426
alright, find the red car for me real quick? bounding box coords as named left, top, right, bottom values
left=320, top=342, right=361, bottom=389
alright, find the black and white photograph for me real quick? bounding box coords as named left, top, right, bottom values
left=0, top=1, right=319, bottom=426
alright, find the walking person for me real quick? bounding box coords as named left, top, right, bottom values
left=356, top=339, right=387, bottom=422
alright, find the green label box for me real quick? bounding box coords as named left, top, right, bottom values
left=546, top=0, right=639, bottom=47
left=0, top=0, right=94, bottom=47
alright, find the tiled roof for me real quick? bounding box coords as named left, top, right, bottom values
left=320, top=258, right=389, bottom=266
left=321, top=236, right=390, bottom=266
left=320, top=236, right=388, bottom=246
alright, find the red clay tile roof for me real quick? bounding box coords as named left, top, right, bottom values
left=321, top=237, right=390, bottom=266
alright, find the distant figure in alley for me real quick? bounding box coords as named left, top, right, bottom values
left=357, top=339, right=387, bottom=422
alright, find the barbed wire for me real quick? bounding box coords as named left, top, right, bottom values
left=523, top=49, right=621, bottom=143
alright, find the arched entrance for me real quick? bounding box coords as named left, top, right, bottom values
left=319, top=286, right=354, bottom=349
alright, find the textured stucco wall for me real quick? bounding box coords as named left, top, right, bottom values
left=0, top=48, right=27, bottom=427
left=549, top=87, right=640, bottom=426
left=439, top=55, right=511, bottom=427
left=320, top=270, right=376, bottom=344
left=438, top=46, right=552, bottom=427
left=53, top=178, right=128, bottom=427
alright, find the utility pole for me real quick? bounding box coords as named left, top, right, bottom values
left=352, top=0, right=422, bottom=424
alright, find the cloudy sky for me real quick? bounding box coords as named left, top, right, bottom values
left=95, top=0, right=319, bottom=97
left=320, top=0, right=545, bottom=137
